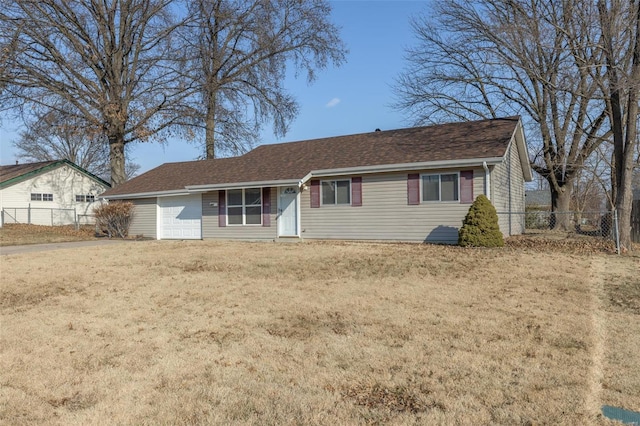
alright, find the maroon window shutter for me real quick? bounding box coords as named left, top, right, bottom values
left=310, top=179, right=320, bottom=208
left=460, top=170, right=474, bottom=203
left=218, top=190, right=226, bottom=227
left=351, top=177, right=362, bottom=206
left=262, top=187, right=271, bottom=227
left=407, top=173, right=420, bottom=205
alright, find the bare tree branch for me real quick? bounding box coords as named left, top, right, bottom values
left=177, top=0, right=347, bottom=159
left=13, top=108, right=140, bottom=181
left=1, top=0, right=190, bottom=186
left=393, top=0, right=611, bottom=230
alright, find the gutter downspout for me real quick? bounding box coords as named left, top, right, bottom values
left=483, top=161, right=491, bottom=200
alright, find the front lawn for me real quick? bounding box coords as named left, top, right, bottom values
left=0, top=241, right=638, bottom=424
left=0, top=223, right=97, bottom=246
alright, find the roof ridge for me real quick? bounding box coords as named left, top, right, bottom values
left=251, top=116, right=521, bottom=151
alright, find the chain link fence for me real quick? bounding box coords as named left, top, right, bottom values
left=1, top=207, right=94, bottom=228
left=498, top=209, right=621, bottom=253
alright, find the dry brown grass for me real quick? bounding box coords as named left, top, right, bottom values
left=0, top=240, right=638, bottom=425
left=0, top=224, right=97, bottom=246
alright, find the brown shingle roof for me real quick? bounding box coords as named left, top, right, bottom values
left=0, top=161, right=59, bottom=185
left=103, top=117, right=520, bottom=197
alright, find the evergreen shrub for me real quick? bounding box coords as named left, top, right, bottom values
left=458, top=195, right=504, bottom=247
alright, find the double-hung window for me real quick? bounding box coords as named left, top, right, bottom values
left=321, top=180, right=351, bottom=205
left=227, top=188, right=262, bottom=225
left=422, top=173, right=459, bottom=202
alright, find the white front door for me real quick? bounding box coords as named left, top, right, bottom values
left=278, top=187, right=298, bottom=237
left=159, top=194, right=202, bottom=239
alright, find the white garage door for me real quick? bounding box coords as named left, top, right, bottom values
left=159, top=194, right=202, bottom=239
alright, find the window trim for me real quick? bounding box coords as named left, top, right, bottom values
left=320, top=179, right=352, bottom=206
left=226, top=187, right=263, bottom=226
left=420, top=172, right=460, bottom=203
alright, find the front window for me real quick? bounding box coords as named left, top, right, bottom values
left=227, top=188, right=262, bottom=225
left=422, top=174, right=459, bottom=202
left=321, top=180, right=350, bottom=205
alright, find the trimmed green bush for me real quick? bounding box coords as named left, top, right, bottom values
left=458, top=195, right=504, bottom=247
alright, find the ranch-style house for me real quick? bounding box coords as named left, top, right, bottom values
left=100, top=117, right=533, bottom=243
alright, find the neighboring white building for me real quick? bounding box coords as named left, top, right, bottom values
left=0, top=160, right=110, bottom=227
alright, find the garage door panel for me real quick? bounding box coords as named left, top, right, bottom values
left=159, top=195, right=202, bottom=239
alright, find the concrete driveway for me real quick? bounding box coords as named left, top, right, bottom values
left=0, top=239, right=128, bottom=256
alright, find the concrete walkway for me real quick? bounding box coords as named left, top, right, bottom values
left=0, top=239, right=128, bottom=256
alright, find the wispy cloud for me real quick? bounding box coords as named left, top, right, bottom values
left=325, top=98, right=341, bottom=108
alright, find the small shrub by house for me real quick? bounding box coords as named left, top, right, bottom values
left=94, top=202, right=134, bottom=238
left=458, top=195, right=504, bottom=247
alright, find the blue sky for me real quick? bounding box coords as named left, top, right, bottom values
left=0, top=1, right=428, bottom=174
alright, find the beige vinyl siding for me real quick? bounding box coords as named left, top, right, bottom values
left=201, top=190, right=278, bottom=240
left=300, top=169, right=485, bottom=244
left=492, top=158, right=510, bottom=236
left=129, top=198, right=157, bottom=239
left=491, top=139, right=526, bottom=236
left=509, top=140, right=526, bottom=233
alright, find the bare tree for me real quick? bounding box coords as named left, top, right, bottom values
left=394, top=0, right=609, bottom=230
left=0, top=0, right=188, bottom=186
left=14, top=109, right=140, bottom=181
left=178, top=0, right=347, bottom=159
left=598, top=0, right=640, bottom=251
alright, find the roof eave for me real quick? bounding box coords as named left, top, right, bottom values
left=185, top=179, right=302, bottom=192
left=302, top=157, right=505, bottom=183
left=512, top=120, right=533, bottom=182
left=99, top=189, right=190, bottom=200
left=102, top=179, right=304, bottom=199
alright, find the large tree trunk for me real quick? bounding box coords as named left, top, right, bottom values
left=109, top=137, right=127, bottom=187
left=550, top=183, right=574, bottom=231
left=205, top=100, right=216, bottom=159
left=616, top=164, right=634, bottom=252
left=104, top=101, right=128, bottom=186
left=612, top=88, right=638, bottom=251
